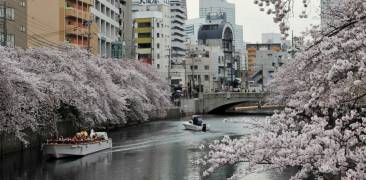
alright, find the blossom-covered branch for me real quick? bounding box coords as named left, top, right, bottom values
left=0, top=46, right=171, bottom=143
left=203, top=0, right=366, bottom=179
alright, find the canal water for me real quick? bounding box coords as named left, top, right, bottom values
left=0, top=115, right=294, bottom=180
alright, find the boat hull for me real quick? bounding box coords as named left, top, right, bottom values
left=43, top=139, right=112, bottom=158
left=182, top=122, right=208, bottom=131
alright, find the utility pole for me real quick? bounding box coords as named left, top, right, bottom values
left=2, top=1, right=7, bottom=47
left=84, top=20, right=92, bottom=57
left=168, top=48, right=172, bottom=85
left=191, top=51, right=196, bottom=98
left=261, top=64, right=264, bottom=92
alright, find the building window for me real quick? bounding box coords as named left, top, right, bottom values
left=157, top=22, right=160, bottom=27
left=20, top=26, right=26, bottom=32
left=0, top=7, right=15, bottom=20
left=157, top=33, right=160, bottom=38
left=194, top=65, right=198, bottom=70
left=204, top=65, right=209, bottom=70
left=157, top=64, right=160, bottom=69
left=0, top=33, right=15, bottom=47
left=157, top=43, right=160, bottom=49
left=204, top=75, right=209, bottom=81
left=157, top=54, right=160, bottom=59
left=20, top=1, right=26, bottom=7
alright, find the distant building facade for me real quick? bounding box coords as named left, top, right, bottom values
left=119, top=0, right=134, bottom=59
left=0, top=0, right=27, bottom=48
left=170, top=0, right=187, bottom=63
left=171, top=44, right=224, bottom=96
left=27, top=0, right=99, bottom=54
left=199, top=0, right=245, bottom=55
left=198, top=21, right=235, bottom=85
left=246, top=43, right=288, bottom=89
left=184, top=18, right=205, bottom=44
left=262, top=33, right=282, bottom=44
left=91, top=0, right=120, bottom=58
left=132, top=0, right=171, bottom=82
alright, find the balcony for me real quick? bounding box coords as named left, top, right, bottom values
left=65, top=25, right=88, bottom=36
left=136, top=38, right=152, bottom=44
left=136, top=27, right=152, bottom=33
left=65, top=8, right=92, bottom=20
left=136, top=48, right=152, bottom=54
left=78, top=0, right=93, bottom=5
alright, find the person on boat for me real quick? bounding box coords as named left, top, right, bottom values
left=192, top=116, right=199, bottom=125
left=196, top=118, right=203, bottom=126
left=192, top=115, right=203, bottom=126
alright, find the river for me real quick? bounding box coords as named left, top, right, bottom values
left=0, top=115, right=295, bottom=180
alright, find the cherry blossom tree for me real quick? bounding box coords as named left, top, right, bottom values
left=202, top=0, right=366, bottom=179
left=0, top=46, right=171, bottom=143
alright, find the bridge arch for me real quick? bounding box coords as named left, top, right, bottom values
left=197, top=92, right=266, bottom=114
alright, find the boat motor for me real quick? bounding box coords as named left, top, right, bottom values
left=202, top=124, right=207, bottom=132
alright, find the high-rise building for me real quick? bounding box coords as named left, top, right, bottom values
left=132, top=0, right=171, bottom=82
left=27, top=0, right=99, bottom=54
left=199, top=0, right=245, bottom=59
left=0, top=0, right=27, bottom=48
left=91, top=0, right=120, bottom=58
left=184, top=18, right=205, bottom=44
left=197, top=21, right=235, bottom=84
left=199, top=0, right=235, bottom=25
left=170, top=0, right=187, bottom=63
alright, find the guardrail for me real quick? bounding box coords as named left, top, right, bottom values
left=202, top=92, right=267, bottom=99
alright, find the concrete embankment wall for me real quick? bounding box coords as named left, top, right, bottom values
left=0, top=120, right=77, bottom=156
left=0, top=108, right=181, bottom=156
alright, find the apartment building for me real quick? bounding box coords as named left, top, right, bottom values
left=91, top=0, right=120, bottom=57
left=246, top=43, right=288, bottom=88
left=170, top=0, right=187, bottom=63
left=0, top=0, right=27, bottom=48
left=132, top=1, right=171, bottom=82
left=27, top=0, right=98, bottom=54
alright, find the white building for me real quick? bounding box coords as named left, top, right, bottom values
left=170, top=0, right=187, bottom=62
left=92, top=0, right=121, bottom=58
left=132, top=0, right=171, bottom=82
left=171, top=45, right=224, bottom=95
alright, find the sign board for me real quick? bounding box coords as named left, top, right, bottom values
left=139, top=0, right=170, bottom=5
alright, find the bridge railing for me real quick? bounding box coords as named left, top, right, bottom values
left=202, top=92, right=268, bottom=99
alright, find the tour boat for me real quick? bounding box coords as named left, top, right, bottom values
left=43, top=130, right=112, bottom=158
left=182, top=115, right=209, bottom=132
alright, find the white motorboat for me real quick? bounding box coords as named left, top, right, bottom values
left=182, top=115, right=209, bottom=132
left=43, top=130, right=112, bottom=158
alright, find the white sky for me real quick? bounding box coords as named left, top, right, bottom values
left=187, top=0, right=321, bottom=43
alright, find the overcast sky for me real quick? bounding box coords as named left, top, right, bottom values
left=187, top=0, right=321, bottom=43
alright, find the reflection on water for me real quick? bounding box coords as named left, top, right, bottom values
left=0, top=115, right=294, bottom=180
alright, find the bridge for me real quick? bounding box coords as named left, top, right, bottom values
left=180, top=92, right=267, bottom=114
